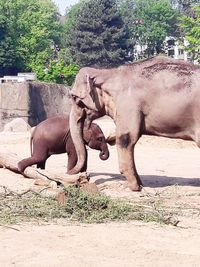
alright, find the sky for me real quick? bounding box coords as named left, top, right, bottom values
left=53, top=0, right=79, bottom=15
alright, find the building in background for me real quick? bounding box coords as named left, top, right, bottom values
left=164, top=36, right=189, bottom=61
left=0, top=73, right=36, bottom=84
left=133, top=36, right=197, bottom=64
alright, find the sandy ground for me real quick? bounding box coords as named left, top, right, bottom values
left=0, top=125, right=200, bottom=266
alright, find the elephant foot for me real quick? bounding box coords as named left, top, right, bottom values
left=123, top=181, right=142, bottom=192
left=67, top=168, right=79, bottom=175
left=137, top=176, right=143, bottom=187
left=17, top=161, right=25, bottom=173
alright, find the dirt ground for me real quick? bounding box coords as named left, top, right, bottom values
left=0, top=122, right=200, bottom=267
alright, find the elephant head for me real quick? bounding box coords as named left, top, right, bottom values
left=70, top=68, right=106, bottom=119
left=69, top=67, right=107, bottom=174
left=83, top=122, right=110, bottom=161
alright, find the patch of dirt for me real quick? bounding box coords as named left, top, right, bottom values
left=0, top=131, right=200, bottom=266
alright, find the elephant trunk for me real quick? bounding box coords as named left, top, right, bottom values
left=68, top=102, right=87, bottom=174
left=99, top=144, right=109, bottom=160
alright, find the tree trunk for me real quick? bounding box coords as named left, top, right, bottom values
left=0, top=152, right=89, bottom=186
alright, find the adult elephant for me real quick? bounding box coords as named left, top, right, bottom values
left=69, top=56, right=200, bottom=191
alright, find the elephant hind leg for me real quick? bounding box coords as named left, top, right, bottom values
left=18, top=152, right=48, bottom=173
left=37, top=160, right=46, bottom=170
left=18, top=156, right=40, bottom=173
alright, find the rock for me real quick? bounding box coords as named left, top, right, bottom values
left=57, top=191, right=67, bottom=206
left=3, top=118, right=31, bottom=132
left=81, top=182, right=99, bottom=195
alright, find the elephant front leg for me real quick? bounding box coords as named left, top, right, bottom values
left=116, top=141, right=142, bottom=191
left=67, top=151, right=78, bottom=173
left=67, top=151, right=88, bottom=173
left=115, top=113, right=143, bottom=191
left=66, top=141, right=87, bottom=173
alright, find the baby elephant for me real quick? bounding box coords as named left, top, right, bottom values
left=18, top=115, right=109, bottom=173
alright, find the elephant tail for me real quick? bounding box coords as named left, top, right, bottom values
left=30, top=127, right=36, bottom=156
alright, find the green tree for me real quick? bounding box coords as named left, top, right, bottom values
left=0, top=0, right=62, bottom=75
left=119, top=0, right=178, bottom=58
left=35, top=48, right=79, bottom=85
left=66, top=0, right=131, bottom=67
left=0, top=4, right=17, bottom=76
left=64, top=1, right=86, bottom=38
left=176, top=0, right=199, bottom=15
left=180, top=4, right=200, bottom=62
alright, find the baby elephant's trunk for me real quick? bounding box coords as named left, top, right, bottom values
left=99, top=145, right=110, bottom=160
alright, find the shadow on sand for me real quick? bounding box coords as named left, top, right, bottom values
left=90, top=172, right=200, bottom=188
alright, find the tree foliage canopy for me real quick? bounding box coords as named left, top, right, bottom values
left=119, top=0, right=178, bottom=57
left=66, top=0, right=132, bottom=67
left=0, top=0, right=61, bottom=76
left=180, top=4, right=200, bottom=62
left=175, top=0, right=199, bottom=15
left=0, top=0, right=79, bottom=84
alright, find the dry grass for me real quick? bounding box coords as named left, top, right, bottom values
left=0, top=185, right=179, bottom=226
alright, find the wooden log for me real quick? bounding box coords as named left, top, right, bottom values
left=0, top=152, right=20, bottom=172
left=0, top=152, right=89, bottom=186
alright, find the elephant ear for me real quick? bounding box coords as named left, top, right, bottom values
left=82, top=123, right=92, bottom=144
left=86, top=74, right=93, bottom=92
left=70, top=68, right=90, bottom=98
left=70, top=69, right=100, bottom=111
left=93, top=75, right=104, bottom=88
left=76, top=74, right=98, bottom=111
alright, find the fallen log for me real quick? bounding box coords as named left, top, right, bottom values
left=0, top=152, right=89, bottom=186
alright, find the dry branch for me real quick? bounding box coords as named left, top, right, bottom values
left=0, top=152, right=89, bottom=186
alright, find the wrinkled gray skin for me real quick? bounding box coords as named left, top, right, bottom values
left=69, top=56, right=200, bottom=191
left=18, top=115, right=109, bottom=173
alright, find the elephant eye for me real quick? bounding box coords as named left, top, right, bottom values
left=97, top=137, right=103, bottom=142
left=71, top=94, right=75, bottom=99
left=73, top=97, right=85, bottom=108
left=77, top=100, right=85, bottom=108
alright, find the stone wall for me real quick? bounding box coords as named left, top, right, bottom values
left=0, top=82, right=71, bottom=131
